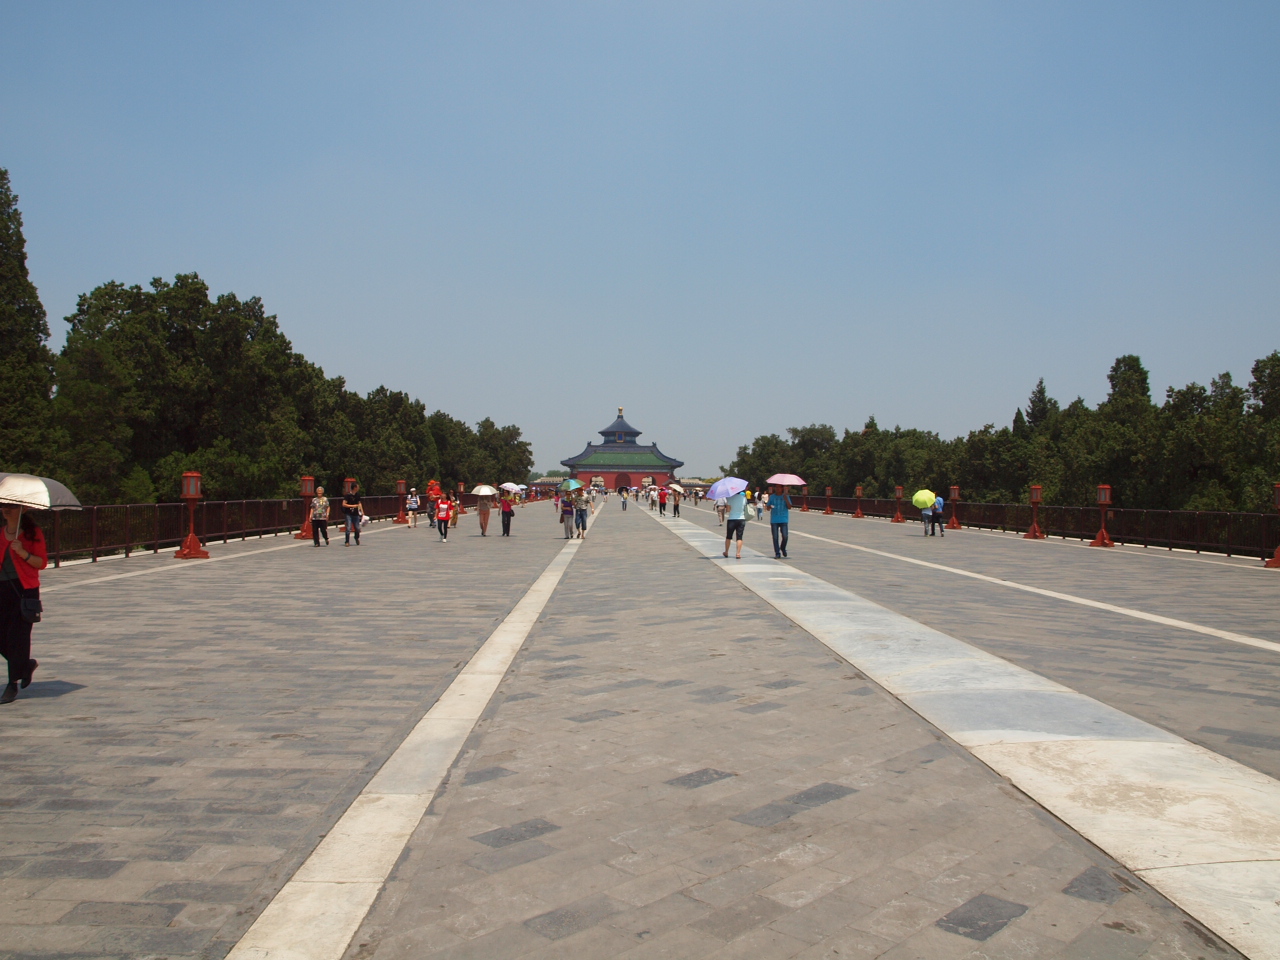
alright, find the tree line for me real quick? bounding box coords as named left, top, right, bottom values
left=0, top=169, right=533, bottom=504
left=726, top=352, right=1280, bottom=512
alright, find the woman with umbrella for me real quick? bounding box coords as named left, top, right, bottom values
left=708, top=477, right=750, bottom=559
left=498, top=483, right=520, bottom=536
left=0, top=474, right=77, bottom=703
left=766, top=474, right=804, bottom=559
left=472, top=485, right=498, bottom=536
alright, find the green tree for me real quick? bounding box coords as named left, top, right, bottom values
left=0, top=169, right=57, bottom=472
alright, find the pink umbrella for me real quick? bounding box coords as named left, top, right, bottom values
left=766, top=474, right=806, bottom=487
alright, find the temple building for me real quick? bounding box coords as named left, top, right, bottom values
left=560, top=408, right=684, bottom=491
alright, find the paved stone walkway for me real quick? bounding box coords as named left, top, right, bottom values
left=676, top=503, right=1280, bottom=783
left=0, top=509, right=565, bottom=959
left=345, top=504, right=1234, bottom=959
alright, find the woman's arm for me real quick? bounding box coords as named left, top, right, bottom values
left=14, top=534, right=48, bottom=571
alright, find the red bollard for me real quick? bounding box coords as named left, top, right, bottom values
left=824, top=486, right=833, bottom=515
left=295, top=475, right=315, bottom=540
left=1025, top=485, right=1046, bottom=539
left=1089, top=484, right=1115, bottom=547
left=802, top=486, right=809, bottom=512
left=1265, top=484, right=1280, bottom=568
left=946, top=485, right=961, bottom=530
left=891, top=485, right=905, bottom=523
left=174, top=471, right=210, bottom=559
left=394, top=479, right=409, bottom=524
left=854, top=485, right=865, bottom=518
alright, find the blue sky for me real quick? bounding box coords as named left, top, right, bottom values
left=4, top=2, right=1278, bottom=476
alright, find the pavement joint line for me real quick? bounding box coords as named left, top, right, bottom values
left=41, top=518, right=414, bottom=593
left=653, top=510, right=1280, bottom=959
left=225, top=505, right=598, bottom=960
left=768, top=525, right=1280, bottom=656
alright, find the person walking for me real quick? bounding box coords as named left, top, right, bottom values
left=722, top=488, right=749, bottom=559
left=658, top=487, right=668, bottom=516
left=560, top=494, right=576, bottom=539
left=435, top=495, right=453, bottom=541
left=671, top=490, right=681, bottom=518
left=406, top=488, right=420, bottom=528
left=714, top=495, right=728, bottom=525
left=342, top=482, right=365, bottom=545
left=311, top=485, right=331, bottom=546
left=477, top=492, right=493, bottom=536
left=500, top=493, right=516, bottom=536
left=0, top=506, right=47, bottom=703
left=930, top=495, right=946, bottom=537
left=621, top=487, right=628, bottom=511
left=768, top=485, right=793, bottom=559
left=573, top=489, right=590, bottom=539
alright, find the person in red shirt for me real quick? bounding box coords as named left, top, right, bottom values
left=435, top=496, right=452, bottom=542
left=658, top=487, right=668, bottom=516
left=0, top=506, right=47, bottom=704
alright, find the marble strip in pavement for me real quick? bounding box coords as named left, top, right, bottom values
left=654, top=513, right=1280, bottom=959
left=227, top=506, right=599, bottom=960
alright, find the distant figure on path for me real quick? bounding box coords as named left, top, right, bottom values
left=435, top=496, right=452, bottom=542
left=477, top=493, right=492, bottom=536
left=768, top=485, right=793, bottom=559
left=722, top=489, right=748, bottom=559
left=671, top=490, right=681, bottom=518
left=658, top=487, right=668, bottom=516
left=342, top=483, right=364, bottom=546
left=574, top=490, right=590, bottom=539
left=560, top=495, right=576, bottom=539
left=500, top=493, right=516, bottom=536
left=714, top=495, right=728, bottom=525
left=0, top=506, right=46, bottom=704
left=406, top=488, right=420, bottom=528
left=929, top=495, right=946, bottom=537
left=311, top=486, right=331, bottom=546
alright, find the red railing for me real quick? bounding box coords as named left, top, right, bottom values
left=35, top=492, right=551, bottom=566
left=812, top=495, right=1280, bottom=562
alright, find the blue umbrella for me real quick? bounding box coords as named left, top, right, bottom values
left=706, top=477, right=748, bottom=500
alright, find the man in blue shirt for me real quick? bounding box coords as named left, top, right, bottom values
left=768, top=485, right=793, bottom=558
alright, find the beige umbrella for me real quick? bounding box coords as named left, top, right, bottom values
left=471, top=484, right=499, bottom=496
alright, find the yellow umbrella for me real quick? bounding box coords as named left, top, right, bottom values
left=911, top=489, right=936, bottom=509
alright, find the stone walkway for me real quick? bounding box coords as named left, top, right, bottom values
left=345, top=504, right=1234, bottom=960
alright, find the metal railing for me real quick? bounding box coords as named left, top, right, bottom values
left=798, top=495, right=1280, bottom=563
left=33, top=491, right=551, bottom=566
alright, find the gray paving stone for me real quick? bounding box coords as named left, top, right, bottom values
left=567, top=709, right=623, bottom=723
left=935, top=892, right=1029, bottom=940
left=1062, top=865, right=1132, bottom=905
left=58, top=899, right=185, bottom=926
left=461, top=766, right=516, bottom=786
left=736, top=701, right=785, bottom=714
left=665, top=769, right=737, bottom=790
left=469, top=819, right=560, bottom=849
left=523, top=892, right=623, bottom=940
left=467, top=839, right=559, bottom=874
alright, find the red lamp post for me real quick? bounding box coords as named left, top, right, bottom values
left=1265, top=483, right=1280, bottom=568
left=174, top=471, right=210, bottom=559
left=891, top=485, right=905, bottom=523
left=1090, top=484, right=1115, bottom=547
left=824, top=486, right=833, bottom=515
left=947, top=485, right=961, bottom=530
left=456, top=481, right=467, bottom=516
left=854, top=485, right=865, bottom=518
left=394, top=479, right=409, bottom=524
left=1025, top=485, right=1046, bottom=539
left=344, top=477, right=357, bottom=496
left=802, top=486, right=810, bottom=512
left=295, top=475, right=315, bottom=540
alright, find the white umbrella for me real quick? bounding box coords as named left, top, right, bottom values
left=0, top=473, right=82, bottom=510
left=668, top=483, right=685, bottom=494
left=471, top=484, right=498, bottom=496
left=499, top=482, right=522, bottom=492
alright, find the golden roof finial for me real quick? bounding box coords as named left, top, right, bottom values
left=618, top=406, right=624, bottom=418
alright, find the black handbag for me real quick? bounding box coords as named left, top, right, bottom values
left=6, top=578, right=40, bottom=624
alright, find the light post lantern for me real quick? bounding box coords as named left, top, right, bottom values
left=295, top=475, right=315, bottom=540
left=891, top=485, right=905, bottom=523
left=455, top=480, right=468, bottom=517
left=947, top=485, right=961, bottom=530
left=854, top=485, right=865, bottom=519
left=394, top=479, right=409, bottom=524
left=1025, top=484, right=1046, bottom=540
left=824, top=486, right=833, bottom=515
left=174, top=471, right=210, bottom=559
left=802, top=485, right=810, bottom=512
left=1090, top=484, right=1115, bottom=547
left=344, top=477, right=356, bottom=496
left=1265, top=483, right=1280, bottom=568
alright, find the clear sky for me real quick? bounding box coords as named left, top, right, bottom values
left=4, top=2, right=1278, bottom=476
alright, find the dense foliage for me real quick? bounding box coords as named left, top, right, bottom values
left=726, top=353, right=1280, bottom=512
left=0, top=170, right=533, bottom=504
